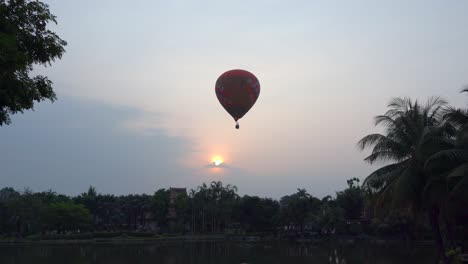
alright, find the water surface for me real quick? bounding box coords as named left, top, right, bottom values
left=0, top=241, right=436, bottom=264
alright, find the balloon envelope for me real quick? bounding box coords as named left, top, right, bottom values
left=215, top=69, right=260, bottom=122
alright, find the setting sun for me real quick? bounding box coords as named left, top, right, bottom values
left=211, top=156, right=224, bottom=166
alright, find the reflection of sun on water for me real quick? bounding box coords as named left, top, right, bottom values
left=211, top=156, right=224, bottom=166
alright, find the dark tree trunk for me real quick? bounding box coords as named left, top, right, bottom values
left=428, top=206, right=448, bottom=264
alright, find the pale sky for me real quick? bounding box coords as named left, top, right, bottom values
left=1, top=0, right=468, bottom=198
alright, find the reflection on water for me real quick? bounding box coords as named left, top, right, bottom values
left=0, top=241, right=435, bottom=264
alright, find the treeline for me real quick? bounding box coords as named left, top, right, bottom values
left=0, top=178, right=462, bottom=241
left=0, top=180, right=366, bottom=237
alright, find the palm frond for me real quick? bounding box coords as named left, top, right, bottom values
left=373, top=181, right=396, bottom=214
left=426, top=98, right=447, bottom=125
left=357, top=134, right=386, bottom=150
left=371, top=137, right=408, bottom=156
left=420, top=127, right=456, bottom=151
left=363, top=162, right=406, bottom=190
left=386, top=97, right=412, bottom=117
left=447, top=162, right=468, bottom=178
left=443, top=107, right=468, bottom=128
left=364, top=150, right=405, bottom=164
left=395, top=115, right=419, bottom=142
left=424, top=96, right=447, bottom=113
left=388, top=97, right=411, bottom=110
left=374, top=115, right=397, bottom=128
left=425, top=149, right=468, bottom=170
left=428, top=106, right=444, bottom=123
left=441, top=121, right=458, bottom=139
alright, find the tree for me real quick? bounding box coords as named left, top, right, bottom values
left=0, top=0, right=66, bottom=125
left=119, top=194, right=149, bottom=231
left=188, top=182, right=239, bottom=233
left=236, top=196, right=279, bottom=232
left=43, top=202, right=90, bottom=232
left=5, top=188, right=47, bottom=236
left=358, top=97, right=454, bottom=263
left=74, top=186, right=99, bottom=227
left=152, top=189, right=169, bottom=231
left=280, top=189, right=320, bottom=232
left=425, top=88, right=468, bottom=247
left=317, top=198, right=344, bottom=235
left=432, top=88, right=468, bottom=202
left=0, top=187, right=20, bottom=233
left=172, top=191, right=189, bottom=233
left=335, top=178, right=365, bottom=221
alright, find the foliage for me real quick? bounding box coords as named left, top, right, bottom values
left=235, top=195, right=279, bottom=232
left=359, top=94, right=468, bottom=263
left=0, top=0, right=66, bottom=125
left=189, top=181, right=239, bottom=233
left=279, top=188, right=321, bottom=232
left=152, top=188, right=169, bottom=230
left=317, top=199, right=345, bottom=234
left=42, top=202, right=90, bottom=231
left=335, top=178, right=365, bottom=221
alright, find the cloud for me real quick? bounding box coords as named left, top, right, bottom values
left=204, top=162, right=227, bottom=169
left=203, top=162, right=243, bottom=172
left=0, top=97, right=194, bottom=195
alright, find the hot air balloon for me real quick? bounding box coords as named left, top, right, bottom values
left=215, top=69, right=260, bottom=129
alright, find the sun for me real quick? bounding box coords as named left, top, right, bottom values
left=211, top=156, right=224, bottom=166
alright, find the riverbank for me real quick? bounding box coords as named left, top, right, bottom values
left=0, top=233, right=438, bottom=246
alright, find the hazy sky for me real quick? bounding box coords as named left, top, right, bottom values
left=1, top=0, right=468, bottom=198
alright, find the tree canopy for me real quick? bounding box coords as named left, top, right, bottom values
left=0, top=0, right=66, bottom=125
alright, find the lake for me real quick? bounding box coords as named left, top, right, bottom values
left=0, top=241, right=436, bottom=264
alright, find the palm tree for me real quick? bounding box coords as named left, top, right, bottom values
left=425, top=89, right=468, bottom=247
left=433, top=89, right=468, bottom=181
left=358, top=97, right=454, bottom=263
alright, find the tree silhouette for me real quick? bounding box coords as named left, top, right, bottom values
left=359, top=97, right=454, bottom=262
left=0, top=0, right=66, bottom=125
